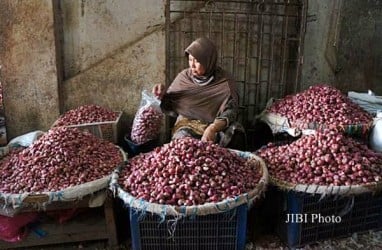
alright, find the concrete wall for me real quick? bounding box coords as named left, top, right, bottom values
left=335, top=0, right=382, bottom=94
left=0, top=0, right=165, bottom=140
left=301, top=0, right=382, bottom=95
left=0, top=0, right=60, bottom=139
left=300, top=0, right=336, bottom=89
left=61, top=0, right=165, bottom=79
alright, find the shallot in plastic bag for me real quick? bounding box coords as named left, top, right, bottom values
left=130, top=90, right=163, bottom=145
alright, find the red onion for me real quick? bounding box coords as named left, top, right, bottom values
left=267, top=84, right=373, bottom=130
left=53, top=105, right=119, bottom=127
left=257, top=129, right=382, bottom=186
left=118, top=137, right=263, bottom=205
left=130, top=105, right=163, bottom=145
left=0, top=127, right=124, bottom=194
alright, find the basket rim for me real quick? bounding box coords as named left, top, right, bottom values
left=0, top=145, right=127, bottom=204
left=111, top=150, right=269, bottom=217
left=270, top=175, right=382, bottom=195
left=263, top=111, right=373, bottom=134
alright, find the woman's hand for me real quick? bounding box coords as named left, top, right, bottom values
left=201, top=119, right=227, bottom=142
left=201, top=124, right=217, bottom=142
left=152, top=84, right=165, bottom=100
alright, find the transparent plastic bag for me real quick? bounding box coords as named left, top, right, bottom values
left=130, top=90, right=164, bottom=145
left=370, top=112, right=382, bottom=152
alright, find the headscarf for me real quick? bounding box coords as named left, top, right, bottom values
left=161, top=37, right=238, bottom=123
left=185, top=37, right=218, bottom=78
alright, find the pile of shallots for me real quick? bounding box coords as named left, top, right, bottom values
left=130, top=105, right=163, bottom=145
left=53, top=104, right=119, bottom=126
left=0, top=127, right=124, bottom=194
left=267, top=84, right=372, bottom=129
left=257, top=129, right=382, bottom=186
left=118, top=137, right=262, bottom=206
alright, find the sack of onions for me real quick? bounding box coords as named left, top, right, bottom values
left=110, top=137, right=268, bottom=218
left=257, top=129, right=382, bottom=196
left=260, top=84, right=373, bottom=138
left=0, top=127, right=126, bottom=216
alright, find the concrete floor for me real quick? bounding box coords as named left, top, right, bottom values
left=9, top=230, right=382, bottom=250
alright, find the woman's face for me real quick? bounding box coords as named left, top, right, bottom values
left=188, top=54, right=206, bottom=77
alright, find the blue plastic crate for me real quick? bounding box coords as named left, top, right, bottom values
left=274, top=188, right=382, bottom=248
left=129, top=204, right=248, bottom=250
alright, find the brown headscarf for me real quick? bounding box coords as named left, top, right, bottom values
left=161, top=37, right=238, bottom=123
left=185, top=37, right=217, bottom=77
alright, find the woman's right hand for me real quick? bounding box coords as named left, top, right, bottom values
left=152, top=84, right=165, bottom=100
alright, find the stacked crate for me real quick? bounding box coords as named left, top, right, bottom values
left=273, top=188, right=382, bottom=248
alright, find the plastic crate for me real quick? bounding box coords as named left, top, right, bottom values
left=273, top=187, right=382, bottom=248
left=129, top=204, right=248, bottom=250
left=66, top=111, right=122, bottom=144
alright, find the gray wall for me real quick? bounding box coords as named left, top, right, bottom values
left=301, top=0, right=382, bottom=95
left=0, top=0, right=165, bottom=140
left=301, top=0, right=336, bottom=89
left=0, top=0, right=60, bottom=139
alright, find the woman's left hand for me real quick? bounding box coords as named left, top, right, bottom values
left=201, top=124, right=217, bottom=142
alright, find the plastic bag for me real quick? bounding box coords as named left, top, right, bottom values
left=130, top=89, right=163, bottom=145
left=370, top=112, right=382, bottom=152
left=8, top=130, right=45, bottom=148
left=0, top=212, right=39, bottom=242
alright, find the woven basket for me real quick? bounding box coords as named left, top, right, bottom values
left=0, top=146, right=127, bottom=217
left=270, top=175, right=382, bottom=196
left=110, top=150, right=268, bottom=218
left=261, top=111, right=373, bottom=138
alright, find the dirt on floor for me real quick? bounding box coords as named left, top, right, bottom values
left=247, top=231, right=382, bottom=250
left=7, top=230, right=382, bottom=250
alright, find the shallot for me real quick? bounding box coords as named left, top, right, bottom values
left=257, top=129, right=382, bottom=186
left=130, top=105, right=163, bottom=145
left=267, top=84, right=373, bottom=130
left=53, top=104, right=119, bottom=126
left=0, top=127, right=124, bottom=194
left=118, top=137, right=262, bottom=205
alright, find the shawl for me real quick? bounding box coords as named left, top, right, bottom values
left=161, top=68, right=237, bottom=123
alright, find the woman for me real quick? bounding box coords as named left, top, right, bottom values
left=153, top=37, right=245, bottom=149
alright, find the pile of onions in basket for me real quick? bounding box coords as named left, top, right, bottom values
left=53, top=104, right=119, bottom=126
left=257, top=129, right=382, bottom=186
left=0, top=127, right=123, bottom=194
left=267, top=84, right=372, bottom=129
left=119, top=137, right=262, bottom=206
